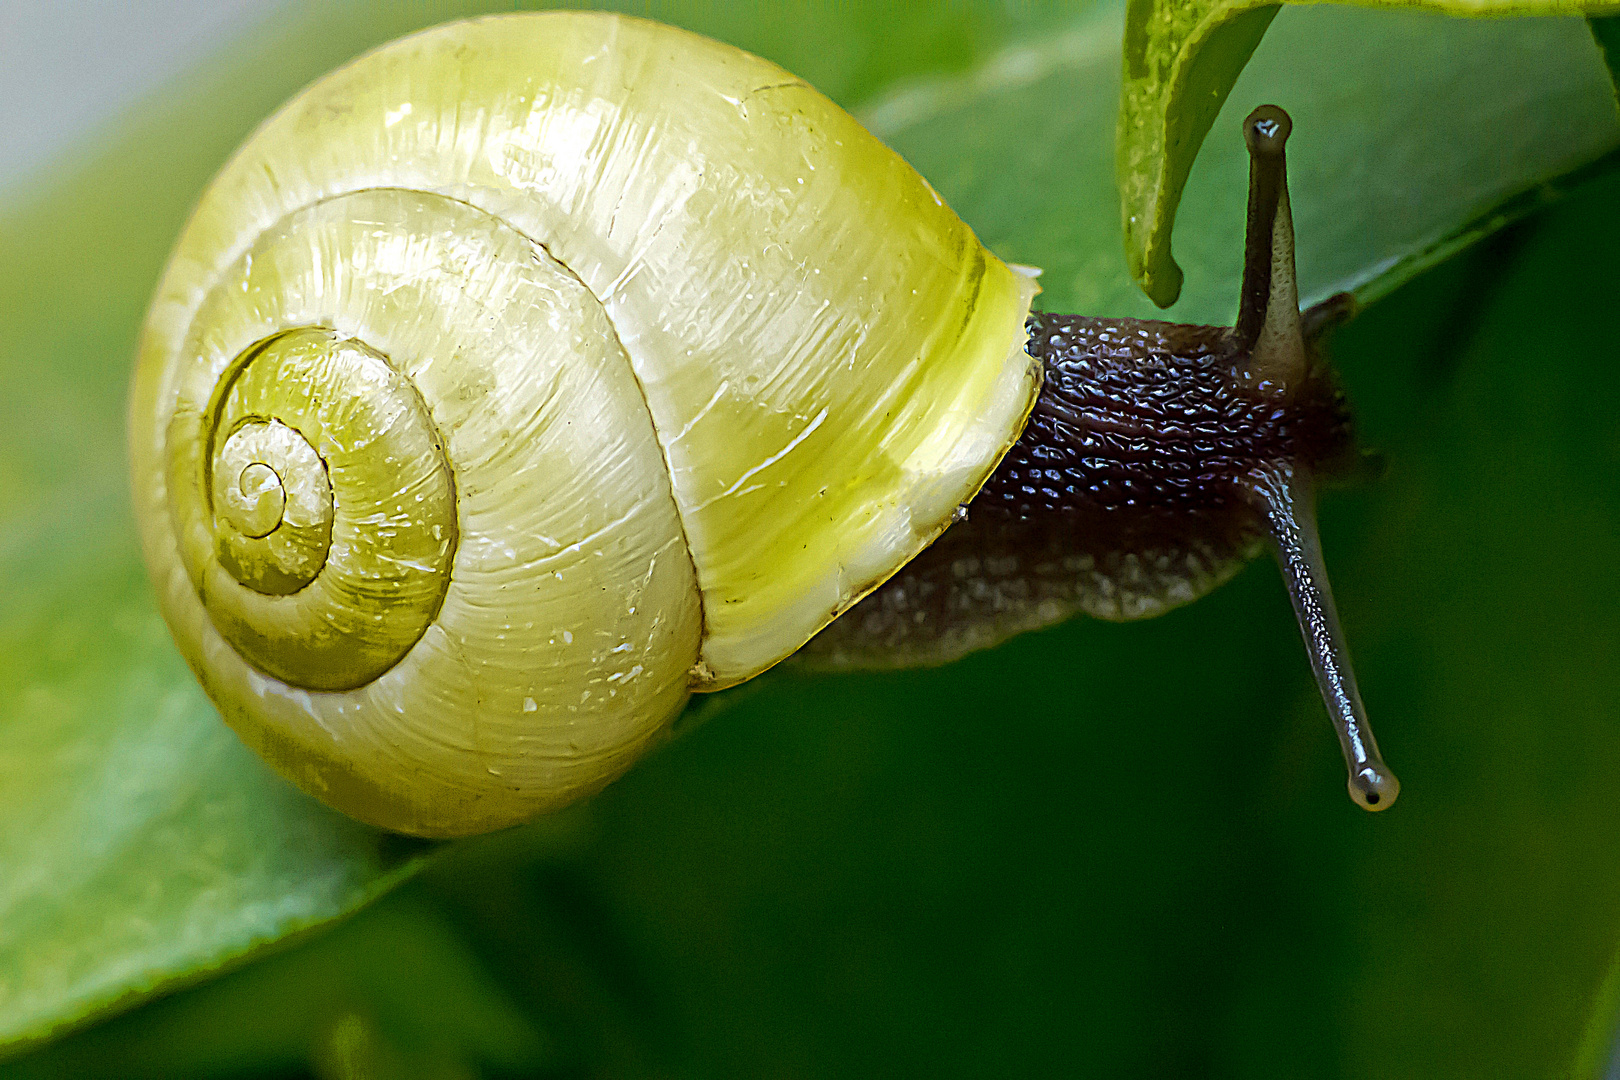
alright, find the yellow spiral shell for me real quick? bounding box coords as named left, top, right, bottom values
left=129, top=12, right=1039, bottom=836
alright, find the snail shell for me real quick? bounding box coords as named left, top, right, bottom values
left=129, top=13, right=1040, bottom=836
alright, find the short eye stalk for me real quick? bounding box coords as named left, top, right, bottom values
left=1234, top=104, right=1306, bottom=395
left=1232, top=104, right=1399, bottom=811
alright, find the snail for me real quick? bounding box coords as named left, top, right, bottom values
left=129, top=11, right=1396, bottom=838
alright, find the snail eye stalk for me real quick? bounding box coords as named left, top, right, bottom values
left=1233, top=103, right=1307, bottom=396
left=1247, top=463, right=1399, bottom=811
left=1234, top=104, right=1398, bottom=811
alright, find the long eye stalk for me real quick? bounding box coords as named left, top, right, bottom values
left=1236, top=104, right=1398, bottom=810
left=1246, top=463, right=1399, bottom=810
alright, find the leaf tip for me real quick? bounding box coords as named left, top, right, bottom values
left=1140, top=252, right=1184, bottom=308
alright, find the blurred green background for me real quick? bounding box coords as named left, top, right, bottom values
left=3, top=1, right=1620, bottom=1077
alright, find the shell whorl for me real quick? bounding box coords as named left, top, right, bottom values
left=129, top=13, right=1040, bottom=836
left=141, top=188, right=705, bottom=835
left=174, top=326, right=457, bottom=689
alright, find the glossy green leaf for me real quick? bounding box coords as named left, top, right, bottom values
left=1591, top=13, right=1620, bottom=97
left=6, top=0, right=1620, bottom=1073
left=0, top=885, right=551, bottom=1079
left=1121, top=0, right=1620, bottom=306
left=875, top=1, right=1620, bottom=329
left=0, top=529, right=428, bottom=1053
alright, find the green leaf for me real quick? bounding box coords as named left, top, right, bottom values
left=0, top=525, right=429, bottom=1054
left=1590, top=13, right=1620, bottom=99
left=7, top=0, right=1620, bottom=1070
left=875, top=2, right=1620, bottom=328
left=0, top=885, right=551, bottom=1079
left=1121, top=0, right=1620, bottom=306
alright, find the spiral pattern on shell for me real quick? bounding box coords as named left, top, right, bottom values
left=130, top=13, right=1040, bottom=835
left=175, top=325, right=457, bottom=688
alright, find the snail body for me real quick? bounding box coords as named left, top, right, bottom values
left=132, top=13, right=1394, bottom=837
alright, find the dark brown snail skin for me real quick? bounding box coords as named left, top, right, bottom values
left=807, top=105, right=1399, bottom=812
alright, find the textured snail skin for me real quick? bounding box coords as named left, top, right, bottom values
left=129, top=13, right=1040, bottom=836
left=804, top=312, right=1355, bottom=669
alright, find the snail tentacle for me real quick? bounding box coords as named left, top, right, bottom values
left=1233, top=104, right=1307, bottom=396
left=1243, top=462, right=1398, bottom=810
